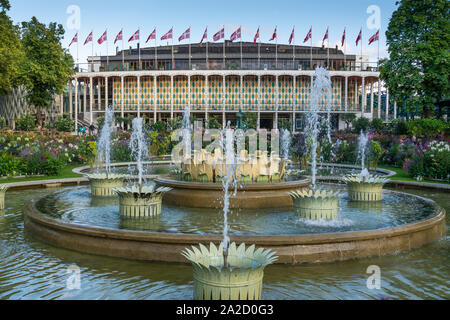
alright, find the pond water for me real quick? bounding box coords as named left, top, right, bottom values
left=0, top=186, right=448, bottom=299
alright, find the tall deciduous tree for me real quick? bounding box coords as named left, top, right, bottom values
left=18, top=17, right=74, bottom=127
left=380, top=0, right=450, bottom=118
left=0, top=0, right=23, bottom=95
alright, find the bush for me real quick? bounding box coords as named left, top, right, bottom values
left=0, top=153, right=26, bottom=176
left=0, top=117, right=6, bottom=129
left=53, top=115, right=75, bottom=132
left=387, top=119, right=408, bottom=135
left=405, top=119, right=450, bottom=138
left=207, top=116, right=221, bottom=129
left=368, top=141, right=383, bottom=169
left=370, top=118, right=385, bottom=133
left=277, top=118, right=292, bottom=131
left=352, top=117, right=370, bottom=133
left=16, top=113, right=36, bottom=131
left=407, top=141, right=450, bottom=181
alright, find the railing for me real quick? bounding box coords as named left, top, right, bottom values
left=74, top=61, right=380, bottom=74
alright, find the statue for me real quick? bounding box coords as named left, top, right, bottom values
left=236, top=107, right=245, bottom=129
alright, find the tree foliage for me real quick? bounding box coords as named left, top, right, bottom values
left=380, top=0, right=450, bottom=118
left=17, top=17, right=74, bottom=126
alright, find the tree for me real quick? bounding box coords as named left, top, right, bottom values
left=380, top=0, right=450, bottom=118
left=17, top=17, right=74, bottom=127
left=0, top=0, right=23, bottom=95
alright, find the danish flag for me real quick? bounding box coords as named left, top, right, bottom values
left=289, top=27, right=295, bottom=45
left=304, top=27, right=312, bottom=43
left=161, top=28, right=173, bottom=41
left=368, top=30, right=379, bottom=45
left=253, top=27, right=260, bottom=44
left=230, top=27, right=241, bottom=42
left=84, top=32, right=93, bottom=45
left=200, top=27, right=208, bottom=44
left=341, top=28, right=346, bottom=47
left=128, top=29, right=140, bottom=42
left=213, top=28, right=224, bottom=41
left=97, top=30, right=107, bottom=45
left=114, top=30, right=123, bottom=44
left=356, top=29, right=362, bottom=46
left=146, top=29, right=156, bottom=43
left=269, top=26, right=277, bottom=41
left=69, top=32, right=78, bottom=47
left=322, top=27, right=328, bottom=46
left=178, top=28, right=190, bottom=42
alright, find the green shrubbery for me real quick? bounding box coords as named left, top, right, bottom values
left=405, top=119, right=450, bottom=138
left=53, top=115, right=75, bottom=132
left=16, top=113, right=36, bottom=131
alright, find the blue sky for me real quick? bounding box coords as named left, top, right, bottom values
left=9, top=0, right=397, bottom=65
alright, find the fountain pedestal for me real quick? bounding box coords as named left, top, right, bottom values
left=289, top=189, right=341, bottom=220
left=114, top=186, right=172, bottom=218
left=182, top=243, right=277, bottom=300
left=343, top=174, right=389, bottom=202
left=0, top=185, right=8, bottom=210
left=87, top=174, right=125, bottom=196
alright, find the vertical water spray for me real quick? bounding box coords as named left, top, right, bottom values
left=357, top=130, right=370, bottom=180
left=129, top=117, right=148, bottom=193
left=280, top=129, right=291, bottom=160
left=96, top=106, right=115, bottom=178
left=182, top=106, right=192, bottom=162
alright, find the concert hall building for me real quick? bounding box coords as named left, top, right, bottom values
left=69, top=41, right=393, bottom=131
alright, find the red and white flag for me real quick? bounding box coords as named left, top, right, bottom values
left=269, top=26, right=277, bottom=41
left=97, top=30, right=107, bottom=45
left=356, top=29, right=362, bottom=46
left=178, top=28, right=190, bottom=42
left=368, top=29, right=379, bottom=45
left=230, top=27, right=241, bottom=42
left=114, top=30, right=123, bottom=44
left=213, top=27, right=224, bottom=41
left=341, top=28, right=346, bottom=47
left=253, top=27, right=260, bottom=44
left=304, top=27, right=312, bottom=43
left=322, top=27, right=328, bottom=46
left=289, top=27, right=295, bottom=45
left=161, top=28, right=173, bottom=41
left=69, top=32, right=78, bottom=47
left=84, top=32, right=93, bottom=45
left=146, top=29, right=156, bottom=43
left=200, top=27, right=208, bottom=44
left=128, top=29, right=140, bottom=42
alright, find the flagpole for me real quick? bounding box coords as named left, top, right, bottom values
left=258, top=26, right=261, bottom=70
left=343, top=28, right=346, bottom=71
left=275, top=26, right=278, bottom=69
left=172, top=26, right=174, bottom=70
left=76, top=35, right=79, bottom=71
left=155, top=27, right=157, bottom=70
left=377, top=29, right=380, bottom=70
left=240, top=26, right=243, bottom=69
left=327, top=27, right=330, bottom=69
left=106, top=29, right=109, bottom=71
left=91, top=30, right=94, bottom=72
left=223, top=25, right=225, bottom=69
left=122, top=29, right=124, bottom=71
left=293, top=26, right=295, bottom=68
left=138, top=27, right=141, bottom=70
left=310, top=27, right=313, bottom=70
left=189, top=26, right=191, bottom=70
left=206, top=26, right=209, bottom=70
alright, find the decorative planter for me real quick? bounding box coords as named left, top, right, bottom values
left=114, top=186, right=172, bottom=218
left=343, top=174, right=389, bottom=202
left=289, top=189, right=342, bottom=220
left=0, top=185, right=8, bottom=210
left=87, top=174, right=126, bottom=196
left=182, top=242, right=277, bottom=300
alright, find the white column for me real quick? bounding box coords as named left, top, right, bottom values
left=105, top=77, right=108, bottom=110
left=187, top=75, right=191, bottom=111
left=154, top=76, right=157, bottom=123
left=293, top=75, right=296, bottom=131
left=205, top=75, right=209, bottom=120
left=377, top=79, right=381, bottom=119
left=385, top=88, right=389, bottom=122
left=257, top=75, right=261, bottom=130
left=370, top=82, right=374, bottom=117
left=354, top=80, right=358, bottom=110
left=89, top=77, right=93, bottom=124
left=97, top=79, right=101, bottom=110
left=83, top=82, right=87, bottom=116
left=69, top=81, right=73, bottom=117
left=344, top=76, right=348, bottom=112
left=121, top=76, right=124, bottom=119
left=275, top=75, right=279, bottom=129
left=362, top=77, right=366, bottom=116
left=74, top=79, right=78, bottom=133
left=170, top=76, right=174, bottom=119
left=240, top=75, right=243, bottom=110
left=222, top=75, right=226, bottom=128
left=60, top=94, right=64, bottom=115
left=137, top=76, right=141, bottom=118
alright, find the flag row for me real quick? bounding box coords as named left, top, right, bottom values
left=69, top=27, right=380, bottom=48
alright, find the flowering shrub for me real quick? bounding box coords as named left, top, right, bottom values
left=407, top=140, right=450, bottom=181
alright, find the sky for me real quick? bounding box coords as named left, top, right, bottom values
left=9, top=0, right=398, bottom=66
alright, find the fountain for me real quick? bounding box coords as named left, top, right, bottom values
left=289, top=67, right=342, bottom=220
left=183, top=125, right=277, bottom=300
left=343, top=130, right=390, bottom=201
left=113, top=118, right=171, bottom=218
left=86, top=106, right=125, bottom=196
left=0, top=184, right=8, bottom=210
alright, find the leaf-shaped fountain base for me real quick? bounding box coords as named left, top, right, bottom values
left=182, top=242, right=277, bottom=300
left=0, top=185, right=8, bottom=210
left=289, top=189, right=342, bottom=220
left=343, top=174, right=390, bottom=202
left=87, top=174, right=126, bottom=196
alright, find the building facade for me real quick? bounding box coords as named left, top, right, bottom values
left=69, top=41, right=393, bottom=131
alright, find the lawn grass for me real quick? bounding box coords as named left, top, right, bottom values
left=379, top=165, right=450, bottom=185
left=0, top=164, right=84, bottom=184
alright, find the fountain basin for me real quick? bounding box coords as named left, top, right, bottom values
left=154, top=177, right=311, bottom=209
left=289, top=189, right=342, bottom=220
left=182, top=243, right=277, bottom=300
left=0, top=185, right=7, bottom=210
left=87, top=174, right=126, bottom=196
left=114, top=186, right=172, bottom=218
